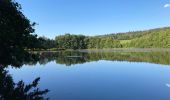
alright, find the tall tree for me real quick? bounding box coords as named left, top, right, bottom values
left=0, top=0, right=38, bottom=63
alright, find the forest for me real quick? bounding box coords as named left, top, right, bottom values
left=0, top=0, right=170, bottom=100
left=0, top=0, right=170, bottom=52
left=40, top=27, right=170, bottom=50
left=1, top=0, right=170, bottom=54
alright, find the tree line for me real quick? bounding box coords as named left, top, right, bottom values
left=1, top=0, right=170, bottom=53
left=0, top=0, right=169, bottom=99
left=40, top=27, right=170, bottom=50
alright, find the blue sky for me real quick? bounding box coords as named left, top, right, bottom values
left=16, top=0, right=170, bottom=38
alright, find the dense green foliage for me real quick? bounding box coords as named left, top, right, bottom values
left=0, top=1, right=49, bottom=99
left=0, top=1, right=169, bottom=99
left=85, top=36, right=122, bottom=49
left=126, top=27, right=170, bottom=48
left=55, top=34, right=87, bottom=50
left=54, top=27, right=170, bottom=49
left=54, top=34, right=122, bottom=49
left=1, top=0, right=169, bottom=52
left=0, top=0, right=40, bottom=62
left=37, top=36, right=56, bottom=50
left=101, top=27, right=170, bottom=48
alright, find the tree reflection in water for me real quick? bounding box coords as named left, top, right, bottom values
left=32, top=51, right=170, bottom=66
left=1, top=50, right=169, bottom=100
left=0, top=52, right=49, bottom=100
left=0, top=0, right=50, bottom=99
left=8, top=51, right=169, bottom=67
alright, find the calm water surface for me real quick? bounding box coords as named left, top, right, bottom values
left=7, top=51, right=170, bottom=100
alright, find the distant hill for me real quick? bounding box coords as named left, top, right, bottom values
left=54, top=27, right=170, bottom=49
left=103, top=27, right=170, bottom=48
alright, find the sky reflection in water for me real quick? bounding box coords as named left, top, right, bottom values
left=7, top=51, right=170, bottom=100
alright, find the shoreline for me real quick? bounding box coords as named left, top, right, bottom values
left=29, top=48, right=170, bottom=53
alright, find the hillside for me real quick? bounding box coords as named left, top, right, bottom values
left=103, top=27, right=170, bottom=48
left=126, top=27, right=170, bottom=48
left=46, top=27, right=170, bottom=50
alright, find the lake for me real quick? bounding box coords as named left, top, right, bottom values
left=7, top=50, right=170, bottom=100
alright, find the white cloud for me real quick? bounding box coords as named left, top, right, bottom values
left=164, top=4, right=170, bottom=8
left=166, top=83, right=170, bottom=88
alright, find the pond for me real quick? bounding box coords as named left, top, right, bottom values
left=6, top=50, right=170, bottom=100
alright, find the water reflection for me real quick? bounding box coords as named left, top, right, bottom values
left=0, top=52, right=49, bottom=100
left=4, top=50, right=170, bottom=100
left=29, top=51, right=170, bottom=66
left=0, top=68, right=49, bottom=100
left=1, top=50, right=170, bottom=99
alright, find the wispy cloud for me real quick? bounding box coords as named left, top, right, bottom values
left=164, top=4, right=170, bottom=8
left=166, top=83, right=170, bottom=88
